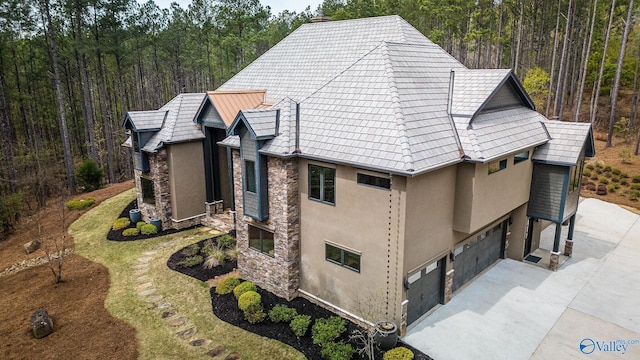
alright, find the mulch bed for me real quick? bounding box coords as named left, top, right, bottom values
left=168, top=243, right=431, bottom=360
left=106, top=200, right=199, bottom=241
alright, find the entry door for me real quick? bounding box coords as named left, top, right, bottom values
left=407, top=258, right=444, bottom=325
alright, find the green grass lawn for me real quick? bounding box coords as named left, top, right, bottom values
left=70, top=188, right=304, bottom=360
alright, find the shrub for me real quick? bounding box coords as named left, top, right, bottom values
left=66, top=198, right=95, bottom=210
left=595, top=161, right=603, bottom=169
left=112, top=217, right=131, bottom=231
left=590, top=174, right=599, bottom=180
left=216, top=277, right=240, bottom=295
left=203, top=243, right=226, bottom=269
left=620, top=172, right=629, bottom=179
left=582, top=169, right=592, bottom=177
left=136, top=221, right=146, bottom=230
left=201, top=239, right=217, bottom=256
left=384, top=347, right=415, bottom=360
left=123, top=228, right=140, bottom=237
left=585, top=163, right=595, bottom=171
left=238, top=291, right=261, bottom=312
left=234, top=281, right=257, bottom=299
left=225, top=248, right=238, bottom=261
left=611, top=177, right=620, bottom=183
left=181, top=243, right=200, bottom=256
left=244, top=304, right=267, bottom=324
left=631, top=184, right=640, bottom=191
left=612, top=168, right=622, bottom=175
left=312, top=316, right=347, bottom=345
left=633, top=176, right=640, bottom=184
left=140, top=223, right=158, bottom=235
left=291, top=315, right=312, bottom=338
left=599, top=178, right=609, bottom=185
left=217, top=234, right=237, bottom=249
left=269, top=305, right=298, bottom=323
left=621, top=179, right=629, bottom=186
left=321, top=342, right=354, bottom=360
left=630, top=191, right=640, bottom=201
left=76, top=158, right=103, bottom=192
left=607, top=185, right=616, bottom=193
left=619, top=149, right=632, bottom=163
left=603, top=165, right=612, bottom=173
left=178, top=255, right=203, bottom=267
left=604, top=172, right=612, bottom=178
left=595, top=168, right=603, bottom=174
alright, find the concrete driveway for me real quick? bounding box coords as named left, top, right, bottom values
left=404, top=198, right=640, bottom=360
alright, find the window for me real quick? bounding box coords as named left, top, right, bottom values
left=141, top=177, right=155, bottom=205
left=309, top=164, right=335, bottom=204
left=249, top=225, right=274, bottom=256
left=245, top=160, right=256, bottom=193
left=514, top=151, right=530, bottom=165
left=325, top=243, right=360, bottom=272
left=568, top=158, right=583, bottom=192
left=488, top=159, right=507, bottom=174
left=357, top=173, right=391, bottom=190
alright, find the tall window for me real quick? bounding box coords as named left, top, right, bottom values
left=249, top=225, right=274, bottom=256
left=141, top=177, right=155, bottom=205
left=309, top=164, right=335, bottom=204
left=568, top=158, right=583, bottom=192
left=488, top=159, right=507, bottom=174
left=325, top=243, right=360, bottom=272
left=245, top=160, right=256, bottom=193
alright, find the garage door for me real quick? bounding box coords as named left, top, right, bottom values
left=407, top=258, right=443, bottom=325
left=452, top=221, right=505, bottom=292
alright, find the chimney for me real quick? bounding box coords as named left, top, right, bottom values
left=311, top=8, right=331, bottom=23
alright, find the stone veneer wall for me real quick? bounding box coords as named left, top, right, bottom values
left=233, top=150, right=301, bottom=300
left=135, top=149, right=173, bottom=230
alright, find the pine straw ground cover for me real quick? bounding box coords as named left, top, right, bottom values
left=169, top=244, right=431, bottom=360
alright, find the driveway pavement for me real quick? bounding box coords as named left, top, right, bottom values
left=404, top=198, right=640, bottom=360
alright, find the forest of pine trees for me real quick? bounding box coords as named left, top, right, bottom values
left=0, top=0, right=639, bottom=238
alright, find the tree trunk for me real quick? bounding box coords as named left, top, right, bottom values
left=41, top=0, right=75, bottom=191
left=513, top=0, right=524, bottom=76
left=75, top=0, right=97, bottom=162
left=0, top=65, right=16, bottom=192
left=591, top=0, right=616, bottom=125
left=553, top=0, right=573, bottom=121
left=546, top=0, right=562, bottom=118
left=574, top=0, right=598, bottom=122
left=630, top=41, right=640, bottom=134
left=607, top=0, right=635, bottom=147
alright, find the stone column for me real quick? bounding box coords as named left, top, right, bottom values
left=549, top=251, right=560, bottom=271
left=400, top=299, right=409, bottom=337
left=444, top=269, right=454, bottom=303
left=564, top=239, right=574, bottom=257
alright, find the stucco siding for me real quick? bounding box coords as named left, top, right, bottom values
left=167, top=142, right=206, bottom=220
left=454, top=152, right=533, bottom=234
left=403, top=166, right=457, bottom=273
left=528, top=163, right=566, bottom=222
left=298, top=159, right=406, bottom=324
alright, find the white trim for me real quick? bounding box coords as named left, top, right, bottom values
left=171, top=213, right=205, bottom=223
left=446, top=269, right=455, bottom=276
left=298, top=289, right=374, bottom=327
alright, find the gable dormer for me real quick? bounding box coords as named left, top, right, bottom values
left=479, top=75, right=534, bottom=113
left=227, top=109, right=280, bottom=221
left=123, top=110, right=167, bottom=172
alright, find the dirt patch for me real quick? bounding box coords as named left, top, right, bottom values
left=0, top=181, right=134, bottom=271
left=0, top=255, right=138, bottom=360
left=580, top=131, right=640, bottom=212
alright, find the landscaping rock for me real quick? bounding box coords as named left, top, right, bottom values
left=23, top=240, right=41, bottom=254
left=168, top=316, right=186, bottom=327
left=30, top=309, right=54, bottom=339
left=206, top=345, right=226, bottom=357
left=189, top=338, right=211, bottom=347
left=176, top=326, right=196, bottom=339
left=224, top=352, right=241, bottom=360
left=152, top=301, right=171, bottom=310
left=161, top=309, right=177, bottom=318
left=145, top=294, right=163, bottom=303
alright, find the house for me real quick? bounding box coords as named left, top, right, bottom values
left=124, top=15, right=594, bottom=335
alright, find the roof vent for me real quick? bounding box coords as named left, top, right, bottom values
left=311, top=9, right=331, bottom=23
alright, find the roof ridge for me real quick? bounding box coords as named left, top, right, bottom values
left=381, top=43, right=414, bottom=172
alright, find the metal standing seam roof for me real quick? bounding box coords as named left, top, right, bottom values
left=141, top=93, right=207, bottom=152
left=218, top=15, right=437, bottom=103
left=207, top=90, right=268, bottom=127
left=533, top=121, right=594, bottom=166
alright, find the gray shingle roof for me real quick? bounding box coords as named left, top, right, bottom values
left=239, top=109, right=280, bottom=139
left=451, top=69, right=512, bottom=117
left=141, top=93, right=207, bottom=152
left=125, top=110, right=167, bottom=131
left=218, top=15, right=436, bottom=103
left=456, top=108, right=550, bottom=161
left=533, top=121, right=593, bottom=166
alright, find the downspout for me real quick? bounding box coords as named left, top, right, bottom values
left=293, top=103, right=301, bottom=154
left=447, top=70, right=465, bottom=158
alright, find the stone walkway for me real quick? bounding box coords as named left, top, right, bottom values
left=134, top=238, right=240, bottom=359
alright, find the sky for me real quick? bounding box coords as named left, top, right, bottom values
left=148, top=0, right=324, bottom=16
